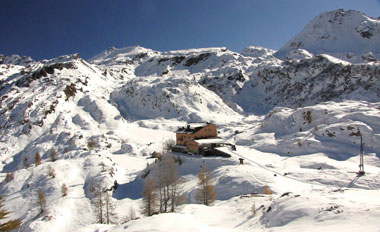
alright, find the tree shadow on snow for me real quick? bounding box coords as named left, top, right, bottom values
left=113, top=175, right=144, bottom=200
left=2, top=149, right=27, bottom=173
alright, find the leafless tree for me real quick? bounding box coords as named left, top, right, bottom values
left=156, top=153, right=184, bottom=213
left=104, top=192, right=117, bottom=224
left=91, top=183, right=117, bottom=224
left=92, top=185, right=105, bottom=224
left=195, top=166, right=216, bottom=206
left=129, top=206, right=136, bottom=220
left=99, top=162, right=106, bottom=172
left=141, top=177, right=156, bottom=216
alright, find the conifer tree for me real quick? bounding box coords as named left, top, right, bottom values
left=0, top=196, right=22, bottom=231
left=37, top=190, right=46, bottom=214
left=34, top=152, right=41, bottom=166
left=47, top=166, right=56, bottom=178
left=50, top=148, right=58, bottom=162
left=61, top=183, right=68, bottom=197
left=4, top=173, right=14, bottom=183
left=23, top=156, right=30, bottom=168
left=195, top=166, right=216, bottom=206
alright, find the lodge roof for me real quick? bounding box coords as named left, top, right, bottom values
left=175, top=122, right=213, bottom=134
left=194, top=138, right=225, bottom=144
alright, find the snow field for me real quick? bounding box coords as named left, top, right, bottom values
left=1, top=12, right=380, bottom=230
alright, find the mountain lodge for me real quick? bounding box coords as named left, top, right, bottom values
left=173, top=123, right=232, bottom=157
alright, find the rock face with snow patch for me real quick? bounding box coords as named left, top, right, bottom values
left=89, top=45, right=157, bottom=66
left=241, top=46, right=276, bottom=59
left=0, top=54, right=35, bottom=66
left=275, top=9, right=380, bottom=62
left=243, top=54, right=380, bottom=110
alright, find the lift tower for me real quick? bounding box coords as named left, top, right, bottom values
left=358, top=135, right=365, bottom=176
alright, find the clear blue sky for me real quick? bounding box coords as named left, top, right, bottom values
left=1, top=0, right=379, bottom=61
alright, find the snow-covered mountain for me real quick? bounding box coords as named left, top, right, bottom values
left=0, top=54, right=35, bottom=66
left=275, top=9, right=380, bottom=62
left=0, top=8, right=380, bottom=232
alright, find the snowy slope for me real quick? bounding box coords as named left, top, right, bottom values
left=0, top=8, right=380, bottom=232
left=275, top=9, right=380, bottom=62
left=92, top=44, right=380, bottom=115
left=93, top=46, right=255, bottom=117
left=236, top=54, right=380, bottom=113
left=234, top=101, right=380, bottom=159
left=89, top=46, right=158, bottom=66
left=241, top=46, right=276, bottom=60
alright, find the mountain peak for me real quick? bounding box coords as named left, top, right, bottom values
left=240, top=46, right=276, bottom=58
left=275, top=9, right=380, bottom=60
left=88, top=45, right=157, bottom=66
